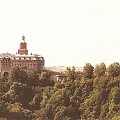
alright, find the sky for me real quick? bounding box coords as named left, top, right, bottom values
left=0, top=0, right=120, bottom=67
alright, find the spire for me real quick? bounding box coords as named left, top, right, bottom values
left=18, top=35, right=28, bottom=55
left=22, top=35, right=25, bottom=41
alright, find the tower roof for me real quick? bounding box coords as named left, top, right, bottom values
left=20, top=35, right=26, bottom=43
left=22, top=35, right=25, bottom=41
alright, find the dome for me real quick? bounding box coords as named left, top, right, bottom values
left=20, top=35, right=26, bottom=43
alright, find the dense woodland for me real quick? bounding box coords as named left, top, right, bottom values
left=0, top=62, right=120, bottom=120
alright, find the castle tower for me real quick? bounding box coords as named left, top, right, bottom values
left=18, top=35, right=28, bottom=55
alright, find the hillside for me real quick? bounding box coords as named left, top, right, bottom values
left=46, top=66, right=83, bottom=72
left=0, top=63, right=120, bottom=120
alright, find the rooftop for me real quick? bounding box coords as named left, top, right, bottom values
left=0, top=53, right=44, bottom=61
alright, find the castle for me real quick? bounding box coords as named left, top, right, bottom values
left=0, top=35, right=45, bottom=77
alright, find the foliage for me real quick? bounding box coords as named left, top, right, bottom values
left=107, top=62, right=120, bottom=78
left=39, top=70, right=55, bottom=87
left=10, top=67, right=28, bottom=84
left=83, top=63, right=94, bottom=78
left=3, top=82, right=34, bottom=107
left=94, top=62, right=106, bottom=77
left=27, top=70, right=39, bottom=86
left=6, top=102, right=33, bottom=119
left=65, top=66, right=76, bottom=80
left=0, top=63, right=120, bottom=119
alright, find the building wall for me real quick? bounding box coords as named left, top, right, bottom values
left=0, top=58, right=44, bottom=78
left=11, top=59, right=44, bottom=71
left=0, top=36, right=45, bottom=77
left=0, top=58, right=11, bottom=77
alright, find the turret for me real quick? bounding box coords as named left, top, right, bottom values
left=18, top=35, right=28, bottom=55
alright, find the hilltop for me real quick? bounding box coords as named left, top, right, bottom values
left=46, top=66, right=83, bottom=72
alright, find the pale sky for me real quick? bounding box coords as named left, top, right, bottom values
left=0, top=0, right=120, bottom=67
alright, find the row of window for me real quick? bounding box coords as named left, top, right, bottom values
left=14, top=64, right=36, bottom=67
left=12, top=57, right=43, bottom=60
left=13, top=57, right=36, bottom=60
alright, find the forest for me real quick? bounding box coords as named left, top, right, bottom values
left=0, top=62, right=120, bottom=120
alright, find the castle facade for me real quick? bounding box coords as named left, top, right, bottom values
left=0, top=35, right=45, bottom=77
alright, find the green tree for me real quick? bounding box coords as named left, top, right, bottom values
left=27, top=70, right=39, bottom=86
left=107, top=62, right=120, bottom=78
left=39, top=71, right=50, bottom=80
left=65, top=66, right=76, bottom=80
left=94, top=62, right=106, bottom=77
left=6, top=102, right=33, bottom=119
left=10, top=67, right=28, bottom=84
left=3, top=82, right=34, bottom=107
left=83, top=63, right=94, bottom=78
left=112, top=115, right=120, bottom=120
left=30, top=92, right=42, bottom=109
left=39, top=71, right=54, bottom=87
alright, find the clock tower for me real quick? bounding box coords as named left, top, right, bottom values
left=18, top=35, right=28, bottom=55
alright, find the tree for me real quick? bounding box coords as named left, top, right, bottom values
left=107, top=62, right=120, bottom=78
left=3, top=82, right=34, bottom=107
left=27, top=70, right=39, bottom=86
left=30, top=92, right=42, bottom=109
left=39, top=71, right=54, bottom=87
left=39, top=71, right=50, bottom=80
left=6, top=102, right=33, bottom=119
left=65, top=66, right=76, bottom=80
left=112, top=115, right=120, bottom=120
left=94, top=62, right=106, bottom=77
left=10, top=67, right=28, bottom=84
left=83, top=63, right=94, bottom=79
